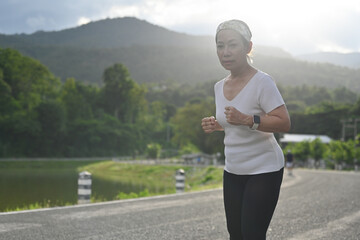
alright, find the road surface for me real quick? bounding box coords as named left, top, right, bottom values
left=0, top=169, right=359, bottom=239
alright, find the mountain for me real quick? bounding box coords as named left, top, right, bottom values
left=1, top=17, right=359, bottom=93
left=0, top=17, right=225, bottom=85
left=253, top=45, right=292, bottom=59
left=297, top=52, right=360, bottom=69
left=0, top=17, right=212, bottom=49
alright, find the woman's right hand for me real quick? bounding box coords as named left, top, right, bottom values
left=201, top=116, right=219, bottom=133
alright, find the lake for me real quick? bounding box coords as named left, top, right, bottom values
left=0, top=167, right=152, bottom=212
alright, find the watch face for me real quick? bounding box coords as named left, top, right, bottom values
left=254, top=115, right=260, bottom=124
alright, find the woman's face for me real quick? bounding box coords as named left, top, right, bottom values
left=216, top=29, right=249, bottom=71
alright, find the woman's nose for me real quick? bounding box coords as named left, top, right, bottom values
left=223, top=46, right=231, bottom=56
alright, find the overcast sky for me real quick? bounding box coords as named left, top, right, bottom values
left=0, top=0, right=359, bottom=55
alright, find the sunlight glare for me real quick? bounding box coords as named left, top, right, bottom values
left=77, top=17, right=91, bottom=26
left=102, top=0, right=359, bottom=54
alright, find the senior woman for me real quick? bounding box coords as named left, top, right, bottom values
left=201, top=19, right=291, bottom=240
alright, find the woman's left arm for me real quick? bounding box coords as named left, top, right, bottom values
left=224, top=104, right=290, bottom=133
left=256, top=104, right=291, bottom=133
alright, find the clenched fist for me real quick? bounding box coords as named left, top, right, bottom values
left=201, top=116, right=220, bottom=133
left=224, top=106, right=252, bottom=126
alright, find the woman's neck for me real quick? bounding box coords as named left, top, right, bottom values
left=229, top=64, right=256, bottom=83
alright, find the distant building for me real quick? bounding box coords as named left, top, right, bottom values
left=280, top=134, right=332, bottom=144
left=182, top=153, right=215, bottom=165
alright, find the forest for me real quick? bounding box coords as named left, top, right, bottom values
left=1, top=48, right=360, bottom=162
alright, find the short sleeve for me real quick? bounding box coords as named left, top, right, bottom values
left=259, top=75, right=285, bottom=114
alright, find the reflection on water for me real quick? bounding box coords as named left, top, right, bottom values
left=0, top=169, right=156, bottom=212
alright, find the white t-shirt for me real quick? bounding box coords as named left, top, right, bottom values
left=215, top=70, right=285, bottom=175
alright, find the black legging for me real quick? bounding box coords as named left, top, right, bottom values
left=223, top=168, right=283, bottom=240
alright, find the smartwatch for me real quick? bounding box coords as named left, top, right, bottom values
left=250, top=115, right=260, bottom=130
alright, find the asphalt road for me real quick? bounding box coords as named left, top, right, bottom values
left=0, top=169, right=359, bottom=240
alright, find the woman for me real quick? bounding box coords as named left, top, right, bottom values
left=201, top=19, right=291, bottom=240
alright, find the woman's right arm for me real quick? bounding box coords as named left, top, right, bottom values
left=201, top=116, right=224, bottom=133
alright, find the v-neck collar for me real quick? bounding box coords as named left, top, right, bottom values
left=222, top=70, right=259, bottom=102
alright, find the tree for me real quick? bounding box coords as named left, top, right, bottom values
left=102, top=63, right=146, bottom=123
left=35, top=100, right=66, bottom=156
left=351, top=98, right=360, bottom=116
left=0, top=73, right=19, bottom=115
left=65, top=116, right=139, bottom=157
left=342, top=140, right=355, bottom=166
left=0, top=48, right=61, bottom=112
left=170, top=98, right=224, bottom=154
left=290, top=105, right=349, bottom=139
left=355, top=135, right=360, bottom=167
left=327, top=140, right=342, bottom=168
left=326, top=140, right=355, bottom=169
left=60, top=78, right=94, bottom=121
left=332, top=87, right=357, bottom=104
left=292, top=141, right=311, bottom=165
left=0, top=48, right=61, bottom=157
left=310, top=138, right=327, bottom=168
left=146, top=143, right=162, bottom=159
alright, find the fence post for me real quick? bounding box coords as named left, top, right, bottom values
left=175, top=169, right=185, bottom=193
left=78, top=171, right=92, bottom=204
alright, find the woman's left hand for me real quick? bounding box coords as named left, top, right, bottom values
left=224, top=106, right=252, bottom=126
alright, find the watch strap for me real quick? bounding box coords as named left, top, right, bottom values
left=250, top=115, right=260, bottom=130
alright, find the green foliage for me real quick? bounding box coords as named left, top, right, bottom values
left=117, top=189, right=150, bottom=200
left=179, top=143, right=200, bottom=155
left=0, top=48, right=62, bottom=157
left=3, top=27, right=360, bottom=94
left=310, top=138, right=327, bottom=161
left=289, top=104, right=349, bottom=139
left=341, top=140, right=355, bottom=165
left=0, top=49, right=147, bottom=157
left=170, top=98, right=224, bottom=154
left=2, top=161, right=224, bottom=211
left=252, top=55, right=360, bottom=93
left=0, top=74, right=19, bottom=114
left=0, top=48, right=60, bottom=111
left=4, top=199, right=73, bottom=212
left=146, top=143, right=162, bottom=159
left=325, top=139, right=357, bottom=167
left=60, top=78, right=94, bottom=121
left=285, top=141, right=311, bottom=163
left=355, top=137, right=360, bottom=168
left=286, top=138, right=359, bottom=169
left=35, top=100, right=66, bottom=156
left=101, top=63, right=146, bottom=123
left=1, top=18, right=360, bottom=98
left=327, top=141, right=344, bottom=165
left=186, top=166, right=223, bottom=190
left=1, top=47, right=360, bottom=159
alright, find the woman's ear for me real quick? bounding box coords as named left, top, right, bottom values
left=247, top=41, right=253, bottom=54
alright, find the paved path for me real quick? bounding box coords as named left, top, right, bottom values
left=0, top=169, right=359, bottom=240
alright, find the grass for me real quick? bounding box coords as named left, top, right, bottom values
left=3, top=200, right=74, bottom=212
left=0, top=159, right=99, bottom=169
left=1, top=160, right=223, bottom=212
left=78, top=161, right=223, bottom=197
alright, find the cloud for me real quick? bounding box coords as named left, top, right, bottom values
left=0, top=0, right=359, bottom=54
left=77, top=17, right=91, bottom=26
left=107, top=5, right=141, bottom=18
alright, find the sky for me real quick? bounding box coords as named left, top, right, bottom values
left=0, top=0, right=359, bottom=55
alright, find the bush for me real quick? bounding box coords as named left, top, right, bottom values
left=146, top=143, right=162, bottom=159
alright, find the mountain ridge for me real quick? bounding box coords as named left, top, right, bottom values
left=0, top=17, right=213, bottom=49
left=0, top=17, right=359, bottom=92
left=297, top=52, right=360, bottom=69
